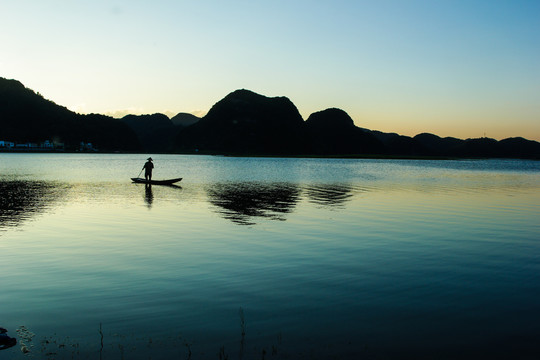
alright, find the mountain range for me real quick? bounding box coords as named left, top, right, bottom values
left=0, top=77, right=140, bottom=151
left=1, top=77, right=539, bottom=159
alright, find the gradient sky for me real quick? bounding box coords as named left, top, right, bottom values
left=1, top=0, right=539, bottom=141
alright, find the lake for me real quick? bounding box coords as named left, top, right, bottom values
left=1, top=153, right=539, bottom=359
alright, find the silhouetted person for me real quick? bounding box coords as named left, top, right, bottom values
left=0, top=328, right=16, bottom=350
left=142, top=157, right=154, bottom=181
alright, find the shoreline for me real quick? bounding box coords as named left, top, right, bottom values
left=1, top=149, right=538, bottom=161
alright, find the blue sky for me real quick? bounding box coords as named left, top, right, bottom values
left=1, top=0, right=539, bottom=140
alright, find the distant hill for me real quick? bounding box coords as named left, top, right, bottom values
left=170, top=112, right=200, bottom=127
left=174, top=89, right=306, bottom=155
left=497, top=137, right=540, bottom=159
left=118, top=112, right=201, bottom=152
left=2, top=77, right=539, bottom=158
left=305, top=108, right=385, bottom=155
left=0, top=77, right=141, bottom=151
left=121, top=113, right=176, bottom=152
left=364, top=129, right=540, bottom=159
left=413, top=133, right=463, bottom=156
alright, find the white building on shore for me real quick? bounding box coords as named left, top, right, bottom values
left=0, top=140, right=64, bottom=151
left=0, top=141, right=15, bottom=148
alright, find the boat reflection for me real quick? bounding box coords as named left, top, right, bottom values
left=133, top=183, right=183, bottom=209
left=144, top=184, right=153, bottom=209
left=0, top=180, right=68, bottom=230
left=304, top=183, right=354, bottom=207
left=207, top=182, right=301, bottom=225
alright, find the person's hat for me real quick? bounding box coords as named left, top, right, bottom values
left=147, top=157, right=153, bottom=161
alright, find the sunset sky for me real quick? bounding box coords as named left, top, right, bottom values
left=1, top=0, right=539, bottom=141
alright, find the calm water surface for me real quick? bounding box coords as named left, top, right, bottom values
left=1, top=154, right=539, bottom=359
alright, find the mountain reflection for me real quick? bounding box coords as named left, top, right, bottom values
left=207, top=182, right=300, bottom=225
left=304, top=183, right=354, bottom=207
left=0, top=180, right=67, bottom=230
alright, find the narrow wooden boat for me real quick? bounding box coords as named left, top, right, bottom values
left=131, top=177, right=182, bottom=185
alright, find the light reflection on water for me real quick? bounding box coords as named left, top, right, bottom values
left=1, top=154, right=540, bottom=359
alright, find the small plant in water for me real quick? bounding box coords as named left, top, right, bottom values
left=184, top=340, right=192, bottom=360
left=219, top=345, right=229, bottom=360
left=239, top=306, right=246, bottom=360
